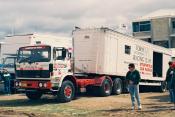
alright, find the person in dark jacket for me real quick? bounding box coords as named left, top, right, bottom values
left=126, top=63, right=142, bottom=110
left=170, top=71, right=175, bottom=109
left=166, top=61, right=175, bottom=102
left=2, top=69, right=11, bottom=95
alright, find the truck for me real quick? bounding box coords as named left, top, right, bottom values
left=15, top=28, right=172, bottom=102
left=0, top=34, right=70, bottom=93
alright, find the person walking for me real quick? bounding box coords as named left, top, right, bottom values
left=126, top=63, right=142, bottom=110
left=2, top=69, right=11, bottom=95
left=166, top=61, right=175, bottom=103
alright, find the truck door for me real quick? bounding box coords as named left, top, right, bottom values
left=53, top=48, right=71, bottom=78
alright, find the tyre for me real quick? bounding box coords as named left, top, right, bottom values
left=159, top=81, right=167, bottom=92
left=112, top=78, right=122, bottom=95
left=57, top=80, right=75, bottom=103
left=98, top=78, right=112, bottom=96
left=26, top=91, right=42, bottom=100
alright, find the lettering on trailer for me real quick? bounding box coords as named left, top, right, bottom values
left=140, top=63, right=152, bottom=75
left=133, top=45, right=152, bottom=75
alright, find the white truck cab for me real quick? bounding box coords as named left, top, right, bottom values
left=15, top=36, right=74, bottom=102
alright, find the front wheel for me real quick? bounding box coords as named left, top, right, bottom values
left=57, top=80, right=75, bottom=103
left=26, top=91, right=42, bottom=100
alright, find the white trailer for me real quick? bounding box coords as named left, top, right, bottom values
left=73, top=28, right=172, bottom=89
left=15, top=28, right=172, bottom=103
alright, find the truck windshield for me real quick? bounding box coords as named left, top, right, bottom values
left=17, top=46, right=51, bottom=63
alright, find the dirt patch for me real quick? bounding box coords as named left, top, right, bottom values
left=0, top=92, right=175, bottom=117
left=0, top=109, right=41, bottom=117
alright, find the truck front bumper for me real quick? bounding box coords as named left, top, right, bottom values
left=15, top=80, right=52, bottom=90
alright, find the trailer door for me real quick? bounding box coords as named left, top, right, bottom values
left=153, top=52, right=163, bottom=77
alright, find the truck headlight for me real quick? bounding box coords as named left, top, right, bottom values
left=39, top=83, right=43, bottom=87
left=19, top=82, right=22, bottom=86
left=43, top=83, right=47, bottom=88
left=15, top=82, right=19, bottom=87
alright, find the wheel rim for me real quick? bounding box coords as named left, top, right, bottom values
left=161, top=82, right=166, bottom=91
left=104, top=82, right=110, bottom=93
left=64, top=86, right=72, bottom=98
left=116, top=82, right=121, bottom=92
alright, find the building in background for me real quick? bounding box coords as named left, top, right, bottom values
left=0, top=41, right=4, bottom=63
left=132, top=9, right=175, bottom=48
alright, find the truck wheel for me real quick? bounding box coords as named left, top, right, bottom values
left=98, top=78, right=112, bottom=96
left=159, top=81, right=167, bottom=92
left=26, top=91, right=42, bottom=100
left=57, top=80, right=75, bottom=103
left=112, top=78, right=122, bottom=95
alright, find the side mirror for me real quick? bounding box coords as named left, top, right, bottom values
left=49, top=64, right=53, bottom=72
left=53, top=48, right=56, bottom=60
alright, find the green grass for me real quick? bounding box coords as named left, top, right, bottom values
left=0, top=95, right=99, bottom=117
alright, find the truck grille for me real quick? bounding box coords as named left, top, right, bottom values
left=16, top=70, right=50, bottom=78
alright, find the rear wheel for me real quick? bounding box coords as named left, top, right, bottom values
left=26, top=91, right=42, bottom=100
left=112, top=78, right=122, bottom=95
left=57, top=80, right=75, bottom=103
left=98, top=78, right=112, bottom=96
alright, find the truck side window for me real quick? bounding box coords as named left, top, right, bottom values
left=56, top=50, right=63, bottom=60
left=125, top=45, right=131, bottom=55
left=54, top=48, right=67, bottom=60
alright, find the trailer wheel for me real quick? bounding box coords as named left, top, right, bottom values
left=98, top=78, right=112, bottom=96
left=112, top=78, right=122, bottom=95
left=57, top=80, right=75, bottom=103
left=159, top=81, right=167, bottom=92
left=26, top=91, right=42, bottom=100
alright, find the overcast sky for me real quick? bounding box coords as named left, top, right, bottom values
left=0, top=0, right=175, bottom=38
